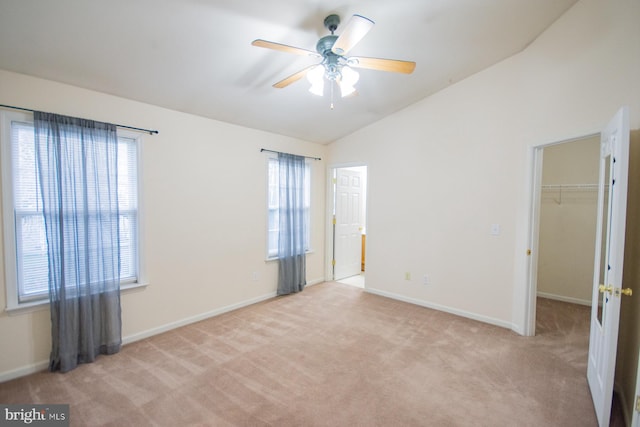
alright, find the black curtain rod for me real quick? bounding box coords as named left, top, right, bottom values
left=260, top=148, right=321, bottom=161
left=0, top=104, right=159, bottom=135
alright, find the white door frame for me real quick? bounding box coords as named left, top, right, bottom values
left=325, top=162, right=368, bottom=281
left=522, top=133, right=600, bottom=336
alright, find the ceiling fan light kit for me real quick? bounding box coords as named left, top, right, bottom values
left=252, top=13, right=415, bottom=108
left=307, top=65, right=325, bottom=96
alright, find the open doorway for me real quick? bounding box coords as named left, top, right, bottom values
left=536, top=135, right=601, bottom=310
left=330, top=165, right=367, bottom=288
left=525, top=134, right=603, bottom=412
left=527, top=134, right=600, bottom=336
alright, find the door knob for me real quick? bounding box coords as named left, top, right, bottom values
left=612, top=287, right=632, bottom=297
left=599, top=284, right=614, bottom=294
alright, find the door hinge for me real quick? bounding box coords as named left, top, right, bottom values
left=333, top=216, right=336, bottom=225
left=636, top=395, right=640, bottom=412
left=332, top=259, right=336, bottom=266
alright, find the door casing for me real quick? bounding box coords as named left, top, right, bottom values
left=524, top=133, right=600, bottom=336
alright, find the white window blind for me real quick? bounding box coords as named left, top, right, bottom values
left=4, top=115, right=140, bottom=304
left=266, top=157, right=311, bottom=259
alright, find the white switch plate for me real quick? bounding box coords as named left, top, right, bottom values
left=490, top=223, right=501, bottom=236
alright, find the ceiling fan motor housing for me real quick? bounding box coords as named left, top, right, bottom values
left=316, top=35, right=339, bottom=56
left=316, top=35, right=343, bottom=81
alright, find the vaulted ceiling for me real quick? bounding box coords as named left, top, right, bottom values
left=0, top=0, right=578, bottom=144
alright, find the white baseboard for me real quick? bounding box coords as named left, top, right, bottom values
left=0, top=292, right=279, bottom=383
left=306, top=278, right=324, bottom=287
left=121, top=291, right=278, bottom=345
left=123, top=278, right=325, bottom=345
left=537, top=292, right=591, bottom=307
left=0, top=361, right=50, bottom=383
left=365, top=287, right=513, bottom=330
left=0, top=278, right=327, bottom=383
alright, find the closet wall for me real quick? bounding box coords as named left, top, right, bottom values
left=537, top=135, right=600, bottom=304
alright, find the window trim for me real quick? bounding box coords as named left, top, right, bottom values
left=1, top=110, right=27, bottom=311
left=1, top=110, right=147, bottom=313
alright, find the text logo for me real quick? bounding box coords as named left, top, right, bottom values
left=0, top=405, right=69, bottom=427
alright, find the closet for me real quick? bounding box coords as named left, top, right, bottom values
left=537, top=135, right=600, bottom=305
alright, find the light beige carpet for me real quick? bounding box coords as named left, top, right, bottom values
left=1, top=282, right=600, bottom=426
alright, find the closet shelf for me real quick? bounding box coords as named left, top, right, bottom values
left=542, top=183, right=602, bottom=205
left=541, top=184, right=598, bottom=191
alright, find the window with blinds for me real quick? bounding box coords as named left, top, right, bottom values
left=266, top=156, right=311, bottom=259
left=2, top=112, right=140, bottom=305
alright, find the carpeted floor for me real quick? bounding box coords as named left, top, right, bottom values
left=0, top=282, right=603, bottom=426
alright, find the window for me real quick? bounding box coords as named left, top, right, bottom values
left=266, top=156, right=311, bottom=259
left=1, top=111, right=141, bottom=307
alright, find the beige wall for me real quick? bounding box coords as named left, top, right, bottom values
left=328, top=0, right=640, bottom=419
left=1, top=0, right=639, bottom=418
left=538, top=136, right=600, bottom=304
left=328, top=0, right=639, bottom=332
left=0, top=69, right=327, bottom=379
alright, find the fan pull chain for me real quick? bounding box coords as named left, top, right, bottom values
left=330, top=81, right=335, bottom=110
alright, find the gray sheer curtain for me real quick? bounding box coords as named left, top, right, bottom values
left=277, top=153, right=307, bottom=295
left=34, top=112, right=122, bottom=373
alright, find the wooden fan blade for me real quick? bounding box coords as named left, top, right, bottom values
left=332, top=15, right=374, bottom=55
left=273, top=65, right=316, bottom=88
left=252, top=39, right=319, bottom=57
left=349, top=56, right=416, bottom=74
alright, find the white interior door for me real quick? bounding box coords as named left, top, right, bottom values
left=334, top=168, right=363, bottom=280
left=587, top=107, right=630, bottom=427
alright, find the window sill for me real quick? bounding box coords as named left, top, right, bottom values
left=4, top=281, right=149, bottom=316
left=4, top=298, right=48, bottom=316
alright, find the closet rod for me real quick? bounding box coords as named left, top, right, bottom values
left=541, top=184, right=599, bottom=190
left=0, top=103, right=159, bottom=135
left=260, top=148, right=321, bottom=161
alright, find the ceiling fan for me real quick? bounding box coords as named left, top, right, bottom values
left=252, top=14, right=416, bottom=106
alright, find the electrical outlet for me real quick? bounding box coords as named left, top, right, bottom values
left=252, top=272, right=259, bottom=281
left=404, top=272, right=411, bottom=281
left=423, top=275, right=430, bottom=285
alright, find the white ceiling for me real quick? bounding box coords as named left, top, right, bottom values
left=0, top=0, right=578, bottom=144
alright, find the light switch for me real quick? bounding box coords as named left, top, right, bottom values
left=490, top=223, right=501, bottom=236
